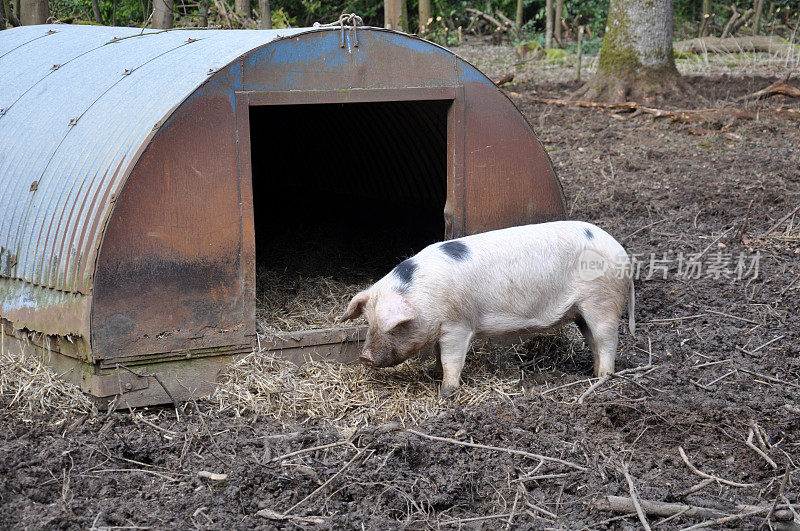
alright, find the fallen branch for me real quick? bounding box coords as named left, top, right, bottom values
left=722, top=4, right=742, bottom=38
left=674, top=35, right=797, bottom=55
left=465, top=7, right=509, bottom=30
left=682, top=507, right=770, bottom=530
left=406, top=429, right=587, bottom=471
left=597, top=495, right=728, bottom=519
left=506, top=92, right=800, bottom=123
left=678, top=446, right=755, bottom=488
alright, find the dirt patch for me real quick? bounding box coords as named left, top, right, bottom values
left=2, top=69, right=799, bottom=528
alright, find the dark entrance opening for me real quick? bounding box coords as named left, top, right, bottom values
left=250, top=99, right=450, bottom=336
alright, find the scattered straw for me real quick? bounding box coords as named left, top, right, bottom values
left=210, top=331, right=584, bottom=428
left=0, top=342, right=93, bottom=420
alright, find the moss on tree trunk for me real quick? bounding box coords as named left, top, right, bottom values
left=576, top=0, right=683, bottom=104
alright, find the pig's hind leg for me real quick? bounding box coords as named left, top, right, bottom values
left=438, top=324, right=475, bottom=398
left=577, top=304, right=619, bottom=377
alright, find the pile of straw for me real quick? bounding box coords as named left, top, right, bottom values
left=0, top=341, right=94, bottom=420
left=210, top=330, right=583, bottom=427
left=255, top=268, right=371, bottom=334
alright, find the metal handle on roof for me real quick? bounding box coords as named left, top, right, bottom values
left=313, top=13, right=363, bottom=48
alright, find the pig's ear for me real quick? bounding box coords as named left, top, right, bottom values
left=376, top=291, right=418, bottom=332
left=338, top=290, right=370, bottom=322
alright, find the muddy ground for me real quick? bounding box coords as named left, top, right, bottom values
left=2, top=63, right=799, bottom=529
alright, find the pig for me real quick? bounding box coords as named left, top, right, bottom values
left=338, top=221, right=635, bottom=397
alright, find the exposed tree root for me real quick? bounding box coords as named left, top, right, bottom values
left=738, top=73, right=800, bottom=101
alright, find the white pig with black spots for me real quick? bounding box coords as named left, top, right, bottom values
left=338, top=221, right=635, bottom=397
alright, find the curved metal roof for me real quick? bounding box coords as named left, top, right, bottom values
left=0, top=24, right=312, bottom=294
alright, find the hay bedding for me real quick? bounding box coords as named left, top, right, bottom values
left=211, top=330, right=584, bottom=427
left=255, top=267, right=371, bottom=335
left=0, top=341, right=94, bottom=420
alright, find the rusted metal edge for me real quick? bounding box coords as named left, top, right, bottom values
left=260, top=325, right=366, bottom=349
left=242, top=87, right=457, bottom=105
left=0, top=277, right=91, bottom=338
left=97, top=343, right=253, bottom=369
left=259, top=325, right=367, bottom=366
left=1, top=317, right=92, bottom=362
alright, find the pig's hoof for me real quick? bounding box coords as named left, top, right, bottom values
left=439, top=384, right=459, bottom=399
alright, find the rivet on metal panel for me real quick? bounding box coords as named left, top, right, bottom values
left=46, top=29, right=56, bottom=35
left=50, top=64, right=60, bottom=70
left=122, top=69, right=132, bottom=76
left=207, top=68, right=216, bottom=76
left=30, top=181, right=39, bottom=192
left=0, top=108, right=5, bottom=117
left=68, top=117, right=79, bottom=126
left=187, top=38, right=197, bottom=43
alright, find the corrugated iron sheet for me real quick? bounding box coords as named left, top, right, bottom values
left=0, top=24, right=312, bottom=294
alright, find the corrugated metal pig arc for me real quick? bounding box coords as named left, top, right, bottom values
left=0, top=24, right=566, bottom=406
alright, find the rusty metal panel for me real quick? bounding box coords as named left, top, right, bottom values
left=460, top=81, right=566, bottom=234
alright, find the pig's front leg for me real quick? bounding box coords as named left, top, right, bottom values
left=438, top=324, right=475, bottom=398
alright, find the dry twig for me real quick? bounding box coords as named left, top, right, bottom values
left=622, top=466, right=652, bottom=531
left=678, top=446, right=755, bottom=488
left=577, top=364, right=655, bottom=404
left=746, top=429, right=778, bottom=469
left=406, top=429, right=587, bottom=470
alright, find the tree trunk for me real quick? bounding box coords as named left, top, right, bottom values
left=91, top=0, right=102, bottom=23
left=3, top=0, right=19, bottom=25
left=544, top=0, right=553, bottom=48
left=554, top=0, right=563, bottom=45
left=235, top=0, right=249, bottom=20
left=152, top=0, right=173, bottom=28
left=19, top=0, right=49, bottom=24
left=0, top=0, right=6, bottom=29
left=577, top=0, right=681, bottom=103
left=258, top=0, right=270, bottom=29
left=199, top=0, right=208, bottom=26
left=418, top=0, right=430, bottom=35
left=384, top=0, right=407, bottom=32
left=752, top=0, right=764, bottom=34
left=514, top=0, right=522, bottom=30
left=698, top=0, right=711, bottom=37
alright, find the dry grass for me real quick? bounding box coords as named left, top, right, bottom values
left=255, top=268, right=371, bottom=335
left=209, top=329, right=585, bottom=428
left=0, top=339, right=94, bottom=420
left=452, top=38, right=799, bottom=86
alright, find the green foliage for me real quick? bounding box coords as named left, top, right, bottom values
left=271, top=6, right=296, bottom=27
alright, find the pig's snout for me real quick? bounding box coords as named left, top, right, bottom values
left=359, top=349, right=376, bottom=366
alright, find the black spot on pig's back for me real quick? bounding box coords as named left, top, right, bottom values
left=392, top=258, right=417, bottom=290
left=440, top=240, right=470, bottom=261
